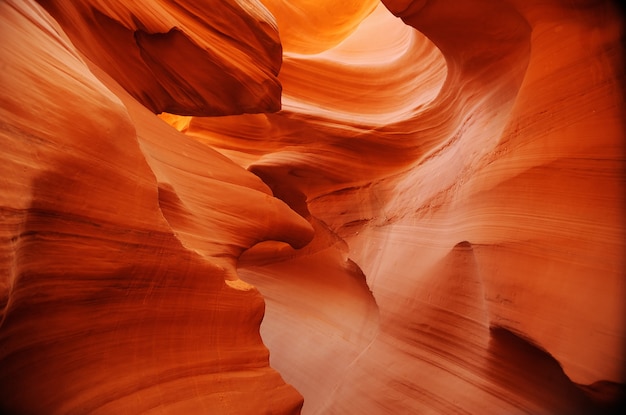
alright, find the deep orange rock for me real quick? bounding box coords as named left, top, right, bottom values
left=165, top=0, right=625, bottom=413
left=1, top=0, right=625, bottom=413
left=0, top=0, right=309, bottom=413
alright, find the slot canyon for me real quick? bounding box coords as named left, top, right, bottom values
left=1, top=0, right=625, bottom=413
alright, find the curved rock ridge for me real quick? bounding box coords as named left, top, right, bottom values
left=261, top=0, right=379, bottom=54
left=36, top=0, right=283, bottom=116
left=238, top=217, right=380, bottom=413
left=161, top=4, right=447, bottom=167
left=0, top=0, right=311, bottom=413
left=279, top=3, right=447, bottom=125
left=1, top=0, right=625, bottom=414
left=91, top=63, right=314, bottom=277
left=371, top=0, right=625, bottom=386
left=163, top=0, right=624, bottom=413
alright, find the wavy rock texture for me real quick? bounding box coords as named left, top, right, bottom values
left=163, top=0, right=626, bottom=413
left=0, top=0, right=310, bottom=413
left=1, top=0, right=625, bottom=414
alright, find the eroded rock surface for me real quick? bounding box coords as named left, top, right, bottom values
left=35, top=0, right=283, bottom=116
left=1, top=1, right=308, bottom=413
left=1, top=0, right=625, bottom=414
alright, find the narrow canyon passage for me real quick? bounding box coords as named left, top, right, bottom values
left=1, top=0, right=624, bottom=414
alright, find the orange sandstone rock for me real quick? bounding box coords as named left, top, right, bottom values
left=1, top=0, right=625, bottom=413
left=166, top=0, right=625, bottom=413
left=0, top=0, right=310, bottom=413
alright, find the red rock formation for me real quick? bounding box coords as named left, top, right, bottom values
left=1, top=0, right=625, bottom=414
left=35, top=0, right=283, bottom=116
left=0, top=0, right=310, bottom=413
left=163, top=0, right=625, bottom=413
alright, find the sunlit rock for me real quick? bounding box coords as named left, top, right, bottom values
left=1, top=0, right=624, bottom=413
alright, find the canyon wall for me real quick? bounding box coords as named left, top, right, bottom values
left=1, top=0, right=624, bottom=414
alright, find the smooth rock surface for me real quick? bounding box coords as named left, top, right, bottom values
left=1, top=1, right=309, bottom=413
left=1, top=0, right=625, bottom=414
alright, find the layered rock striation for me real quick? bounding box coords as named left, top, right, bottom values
left=1, top=0, right=309, bottom=413
left=1, top=0, right=625, bottom=414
